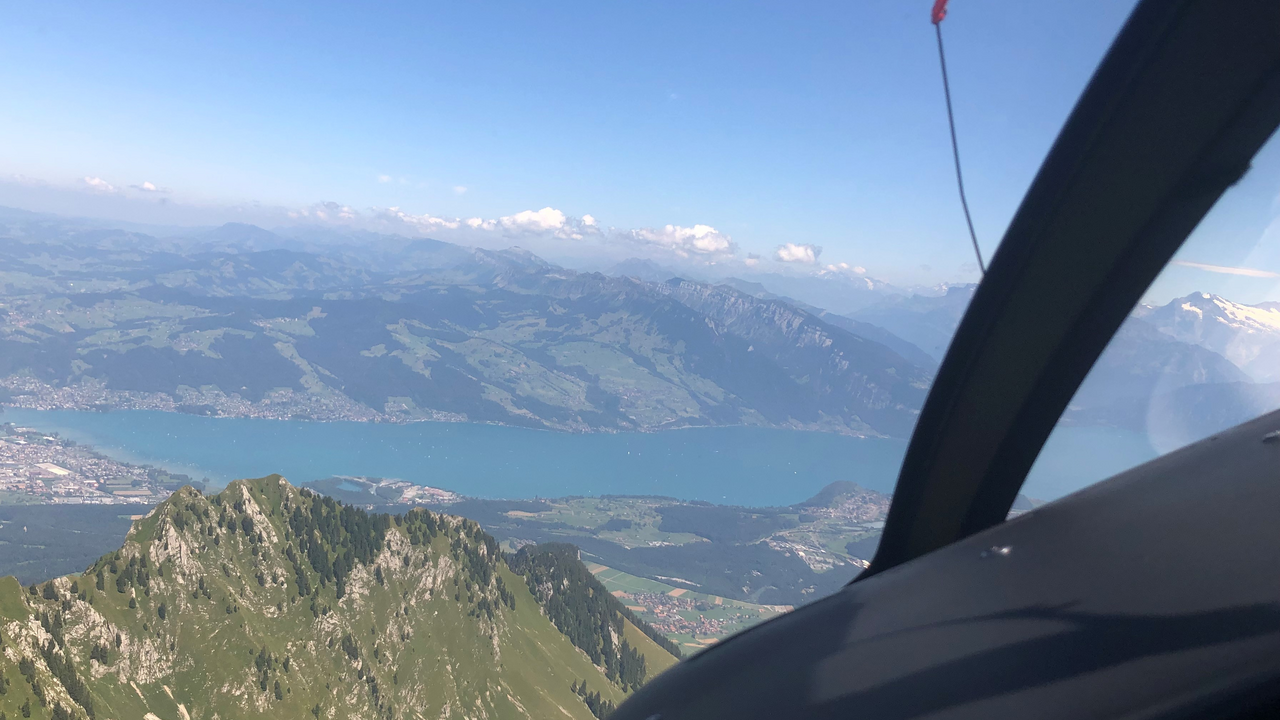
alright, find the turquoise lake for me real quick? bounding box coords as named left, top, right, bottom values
left=0, top=409, right=1156, bottom=507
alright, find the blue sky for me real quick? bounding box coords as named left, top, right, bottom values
left=10, top=0, right=1273, bottom=296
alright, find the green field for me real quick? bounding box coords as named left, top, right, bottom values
left=590, top=565, right=676, bottom=594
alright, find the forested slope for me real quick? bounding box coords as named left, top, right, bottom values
left=0, top=477, right=677, bottom=720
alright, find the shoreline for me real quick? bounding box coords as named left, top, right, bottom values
left=0, top=375, right=887, bottom=439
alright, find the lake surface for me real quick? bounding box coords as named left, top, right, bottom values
left=1, top=409, right=1157, bottom=507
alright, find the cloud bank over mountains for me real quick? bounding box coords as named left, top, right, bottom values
left=3, top=171, right=870, bottom=279
left=294, top=202, right=735, bottom=259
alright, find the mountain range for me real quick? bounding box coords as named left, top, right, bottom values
left=0, top=218, right=932, bottom=437
left=3, top=212, right=1280, bottom=444
left=0, top=476, right=678, bottom=720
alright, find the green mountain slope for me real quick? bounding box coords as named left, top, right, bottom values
left=620, top=620, right=678, bottom=676
left=508, top=543, right=682, bottom=690
left=0, top=477, right=676, bottom=720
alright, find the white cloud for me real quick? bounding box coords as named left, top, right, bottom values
left=822, top=261, right=866, bottom=275
left=83, top=176, right=116, bottom=193
left=501, top=207, right=567, bottom=232
left=343, top=204, right=599, bottom=240
left=290, top=201, right=360, bottom=222
left=453, top=186, right=468, bottom=195
left=377, top=175, right=393, bottom=183
left=294, top=204, right=580, bottom=235
left=629, top=224, right=735, bottom=257
left=374, top=206, right=459, bottom=229
left=226, top=194, right=733, bottom=261
left=129, top=181, right=169, bottom=193
left=1171, top=260, right=1280, bottom=278
left=498, top=207, right=599, bottom=240
left=774, top=242, right=821, bottom=264
left=744, top=253, right=761, bottom=268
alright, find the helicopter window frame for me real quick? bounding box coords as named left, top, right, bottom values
left=861, top=0, right=1280, bottom=580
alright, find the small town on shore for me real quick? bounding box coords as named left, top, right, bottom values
left=0, top=422, right=186, bottom=504
left=0, top=422, right=469, bottom=509
left=0, top=376, right=460, bottom=424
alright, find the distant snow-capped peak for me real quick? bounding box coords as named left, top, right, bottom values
left=1165, top=292, right=1280, bottom=333
left=1143, top=292, right=1280, bottom=381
